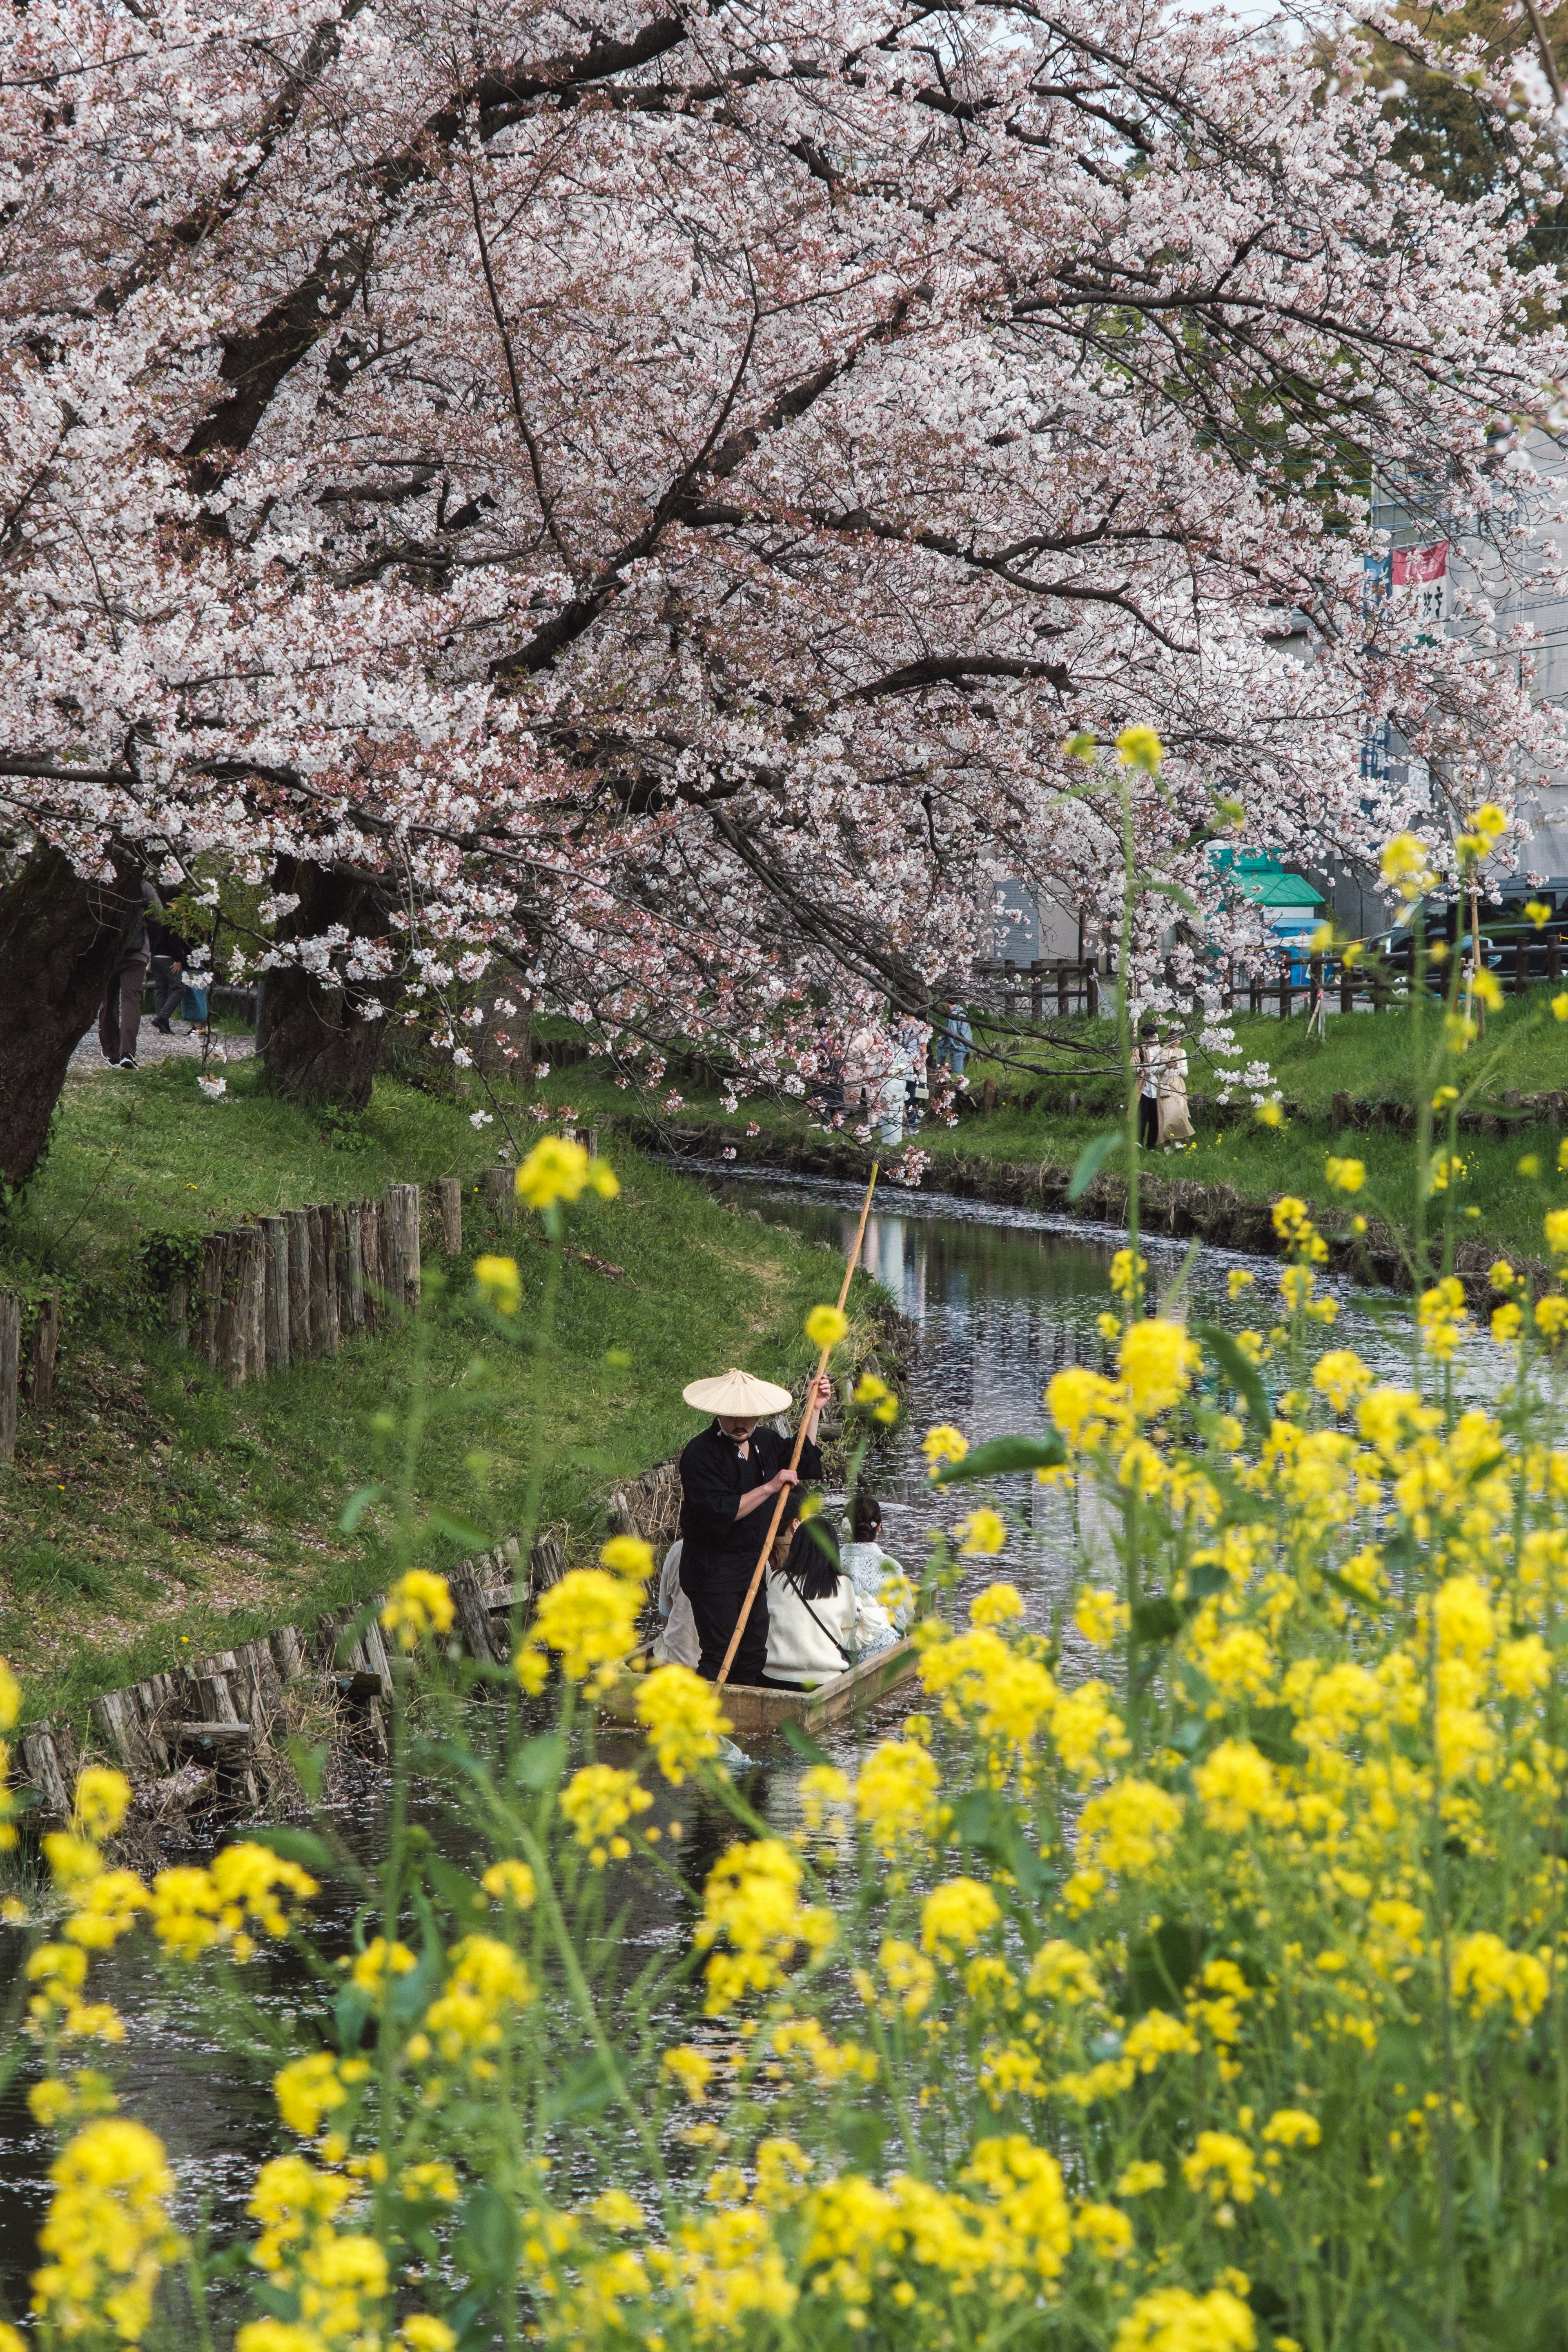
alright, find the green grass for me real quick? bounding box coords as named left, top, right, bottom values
left=11, top=1052, right=486, bottom=1297
left=0, top=1062, right=867, bottom=1723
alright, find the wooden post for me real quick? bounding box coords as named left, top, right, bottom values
left=405, top=1185, right=421, bottom=1306
left=1086, top=960, right=1099, bottom=1019
left=332, top=1206, right=352, bottom=1338
left=285, top=1208, right=312, bottom=1354
left=216, top=1231, right=248, bottom=1386
left=1550, top=932, right=1562, bottom=987
left=344, top=1204, right=365, bottom=1329
left=361, top=1197, right=383, bottom=1327
left=1341, top=960, right=1355, bottom=1017
left=483, top=1166, right=515, bottom=1226
left=261, top=1217, right=290, bottom=1371
left=435, top=1175, right=463, bottom=1254
left=1055, top=962, right=1068, bottom=1019
left=1515, top=934, right=1530, bottom=998
left=1249, top=973, right=1261, bottom=1016
left=0, top=1292, right=19, bottom=1466
left=382, top=1188, right=408, bottom=1317
left=196, top=1232, right=229, bottom=1371
left=313, top=1203, right=339, bottom=1354
left=1030, top=961, right=1044, bottom=1020
left=1002, top=956, right=1016, bottom=1016
left=1278, top=953, right=1292, bottom=1021
left=165, top=1276, right=190, bottom=1351
left=242, top=1225, right=266, bottom=1382
left=28, top=1292, right=60, bottom=1408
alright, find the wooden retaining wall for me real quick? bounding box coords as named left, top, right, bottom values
left=0, top=1174, right=488, bottom=1457
left=14, top=1529, right=568, bottom=1824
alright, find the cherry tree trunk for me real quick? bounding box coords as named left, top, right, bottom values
left=256, top=861, right=398, bottom=1110
left=0, top=848, right=145, bottom=1187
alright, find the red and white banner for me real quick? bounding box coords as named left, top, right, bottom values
left=1392, top=539, right=1448, bottom=629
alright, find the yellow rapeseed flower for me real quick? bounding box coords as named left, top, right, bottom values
left=473, top=1253, right=521, bottom=1314
left=600, top=1535, right=655, bottom=1582
left=635, top=1663, right=730, bottom=1784
left=515, top=1136, right=619, bottom=1211
left=1116, top=725, right=1164, bottom=773
left=1324, top=1156, right=1364, bottom=1194
left=958, top=1508, right=1007, bottom=1556
left=528, top=1569, right=641, bottom=1682
left=920, top=1876, right=1001, bottom=1959
left=381, top=1569, right=454, bottom=1650
left=1118, top=1319, right=1197, bottom=1417
left=804, top=1303, right=849, bottom=1348
left=922, top=1424, right=969, bottom=1474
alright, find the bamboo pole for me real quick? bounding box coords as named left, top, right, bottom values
left=716, top=1162, right=878, bottom=1688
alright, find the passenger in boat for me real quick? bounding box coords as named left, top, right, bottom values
left=838, top=1492, right=909, bottom=1637
left=763, top=1522, right=895, bottom=1688
left=651, top=1538, right=699, bottom=1669
left=677, top=1365, right=832, bottom=1685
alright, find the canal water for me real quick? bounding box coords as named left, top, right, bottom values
left=0, top=1169, right=1484, bottom=2317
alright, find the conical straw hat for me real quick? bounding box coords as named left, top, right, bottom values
left=683, top=1366, right=793, bottom=1416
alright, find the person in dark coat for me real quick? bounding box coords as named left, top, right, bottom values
left=147, top=911, right=190, bottom=1035
left=98, top=878, right=160, bottom=1068
left=677, top=1365, right=831, bottom=1685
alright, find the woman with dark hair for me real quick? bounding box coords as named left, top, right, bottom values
left=763, top=1520, right=893, bottom=1687
left=840, top=1493, right=909, bottom=1637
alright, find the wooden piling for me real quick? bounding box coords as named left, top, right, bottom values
left=382, top=1187, right=407, bottom=1316
left=483, top=1165, right=515, bottom=1226
left=218, top=1227, right=258, bottom=1387
left=285, top=1207, right=312, bottom=1354
left=196, top=1232, right=229, bottom=1372
left=261, top=1217, right=289, bottom=1370
left=313, top=1203, right=339, bottom=1354
left=343, top=1203, right=365, bottom=1330
left=237, top=1225, right=265, bottom=1385
left=436, top=1176, right=463, bottom=1254
left=361, top=1196, right=383, bottom=1326
left=91, top=1686, right=163, bottom=1780
left=27, top=1292, right=60, bottom=1408
left=0, top=1292, right=19, bottom=1466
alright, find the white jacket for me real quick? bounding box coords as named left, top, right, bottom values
left=840, top=1540, right=908, bottom=1632
left=764, top=1572, right=896, bottom=1686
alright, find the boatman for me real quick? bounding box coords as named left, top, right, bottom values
left=677, top=1366, right=833, bottom=1685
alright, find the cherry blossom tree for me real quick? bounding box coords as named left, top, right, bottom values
left=0, top=0, right=1564, bottom=1176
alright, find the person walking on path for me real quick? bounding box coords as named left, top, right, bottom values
left=935, top=1002, right=973, bottom=1079
left=147, top=910, right=190, bottom=1036
left=1157, top=1029, right=1193, bottom=1147
left=1135, top=1013, right=1161, bottom=1149
left=98, top=878, right=160, bottom=1068
left=677, top=1365, right=832, bottom=1684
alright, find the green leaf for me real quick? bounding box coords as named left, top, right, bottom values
left=1140, top=877, right=1197, bottom=913
left=427, top=1504, right=490, bottom=1548
left=1068, top=1129, right=1123, bottom=1203
left=782, top=1722, right=832, bottom=1766
left=1130, top=1596, right=1183, bottom=1644
left=513, top=1732, right=567, bottom=1791
left=339, top=1482, right=392, bottom=1535
left=1194, top=1322, right=1272, bottom=1437
left=932, top=1431, right=1067, bottom=1485
left=1123, top=1920, right=1203, bottom=2016
left=949, top=1787, right=1054, bottom=1900
left=459, top=2184, right=523, bottom=2290
left=246, top=1826, right=333, bottom=1874
left=334, top=1983, right=372, bottom=2053
left=543, top=2049, right=620, bottom=2125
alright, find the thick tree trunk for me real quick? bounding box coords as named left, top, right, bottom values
left=256, top=860, right=400, bottom=1109
left=0, top=848, right=144, bottom=1187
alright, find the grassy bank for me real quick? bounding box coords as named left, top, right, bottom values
left=0, top=1061, right=869, bottom=1722
left=530, top=997, right=1568, bottom=1264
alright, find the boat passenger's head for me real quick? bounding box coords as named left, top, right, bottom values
left=851, top=1490, right=882, bottom=1543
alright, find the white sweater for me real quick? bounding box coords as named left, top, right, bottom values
left=840, top=1540, right=908, bottom=1632
left=764, top=1572, right=897, bottom=1686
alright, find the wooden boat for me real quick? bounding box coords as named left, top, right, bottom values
left=600, top=1634, right=920, bottom=1738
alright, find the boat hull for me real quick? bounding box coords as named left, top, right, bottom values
left=601, top=1636, right=920, bottom=1737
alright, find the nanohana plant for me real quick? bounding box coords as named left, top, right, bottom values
left=13, top=902, right=1568, bottom=2352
